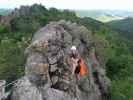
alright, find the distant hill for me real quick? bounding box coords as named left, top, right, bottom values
left=96, top=15, right=124, bottom=22
left=76, top=10, right=133, bottom=22
left=0, top=9, right=11, bottom=15
left=107, top=17, right=133, bottom=40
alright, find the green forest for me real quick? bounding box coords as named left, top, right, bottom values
left=0, top=4, right=133, bottom=100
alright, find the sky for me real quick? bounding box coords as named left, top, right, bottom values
left=0, top=0, right=133, bottom=11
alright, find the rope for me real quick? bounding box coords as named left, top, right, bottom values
left=0, top=79, right=18, bottom=88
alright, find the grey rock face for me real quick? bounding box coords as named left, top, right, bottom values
left=0, top=80, right=6, bottom=100
left=11, top=77, right=43, bottom=100
left=11, top=20, right=110, bottom=100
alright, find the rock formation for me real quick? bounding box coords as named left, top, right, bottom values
left=10, top=20, right=110, bottom=100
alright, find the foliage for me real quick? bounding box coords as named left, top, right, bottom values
left=0, top=39, right=25, bottom=82
left=0, top=24, right=10, bottom=34
left=111, top=79, right=133, bottom=100
left=0, top=31, right=31, bottom=85
left=91, top=20, right=133, bottom=100
left=107, top=17, right=133, bottom=41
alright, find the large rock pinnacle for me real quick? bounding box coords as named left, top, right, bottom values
left=10, top=20, right=111, bottom=100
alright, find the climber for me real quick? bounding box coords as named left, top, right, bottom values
left=68, top=46, right=87, bottom=80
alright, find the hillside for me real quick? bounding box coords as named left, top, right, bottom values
left=0, top=9, right=11, bottom=15
left=0, top=4, right=133, bottom=100
left=76, top=10, right=133, bottom=22
left=96, top=15, right=123, bottom=22
left=107, top=17, right=133, bottom=40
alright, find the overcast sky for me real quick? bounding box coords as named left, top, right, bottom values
left=0, top=0, right=133, bottom=11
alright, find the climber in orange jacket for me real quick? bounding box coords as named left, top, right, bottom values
left=78, top=58, right=87, bottom=76
left=68, top=46, right=87, bottom=80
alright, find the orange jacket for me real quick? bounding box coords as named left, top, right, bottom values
left=79, top=58, right=87, bottom=76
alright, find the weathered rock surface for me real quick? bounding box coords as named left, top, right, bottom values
left=10, top=20, right=110, bottom=100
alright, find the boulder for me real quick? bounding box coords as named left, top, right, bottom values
left=10, top=20, right=110, bottom=100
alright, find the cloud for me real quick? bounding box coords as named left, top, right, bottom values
left=0, top=0, right=133, bottom=11
left=0, top=0, right=41, bottom=9
left=42, top=0, right=133, bottom=10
